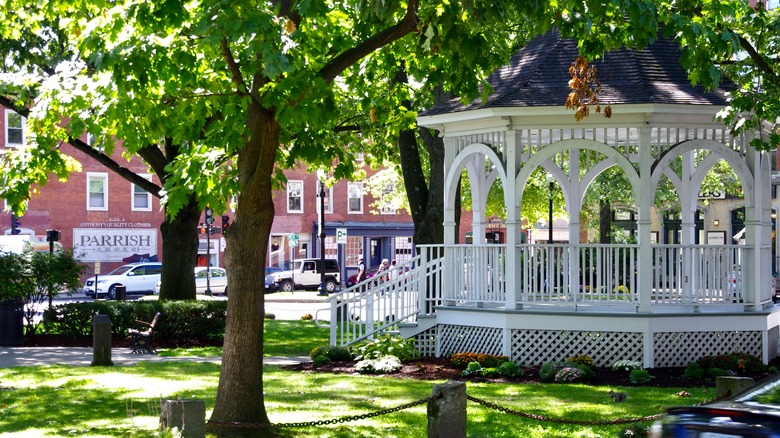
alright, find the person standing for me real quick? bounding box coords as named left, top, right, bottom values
left=356, top=257, right=366, bottom=283
left=377, top=259, right=390, bottom=281
left=390, top=259, right=398, bottom=280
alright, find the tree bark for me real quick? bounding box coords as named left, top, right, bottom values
left=599, top=199, right=611, bottom=244
left=158, top=196, right=200, bottom=300
left=207, top=88, right=277, bottom=435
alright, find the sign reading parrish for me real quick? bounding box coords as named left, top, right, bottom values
left=74, top=221, right=157, bottom=262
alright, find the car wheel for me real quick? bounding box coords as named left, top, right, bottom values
left=280, top=280, right=294, bottom=292
left=223, top=287, right=228, bottom=297
left=107, top=285, right=117, bottom=300
left=325, top=279, right=336, bottom=293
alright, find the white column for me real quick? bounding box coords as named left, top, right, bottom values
left=443, top=136, right=458, bottom=304
left=568, top=149, right=582, bottom=302
left=504, top=130, right=519, bottom=310
left=637, top=128, right=653, bottom=312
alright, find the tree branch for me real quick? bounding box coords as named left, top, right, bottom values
left=0, top=95, right=162, bottom=197
left=737, top=34, right=780, bottom=88
left=319, top=0, right=419, bottom=84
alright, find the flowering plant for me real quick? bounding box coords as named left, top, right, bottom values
left=554, top=367, right=584, bottom=383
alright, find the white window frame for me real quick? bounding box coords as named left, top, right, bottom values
left=86, top=172, right=109, bottom=211
left=131, top=174, right=153, bottom=212
left=5, top=110, right=25, bottom=147
left=380, top=183, right=396, bottom=215
left=287, top=180, right=303, bottom=213
left=316, top=184, right=333, bottom=214
left=348, top=182, right=364, bottom=214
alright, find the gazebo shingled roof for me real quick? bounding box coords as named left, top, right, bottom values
left=423, top=29, right=734, bottom=116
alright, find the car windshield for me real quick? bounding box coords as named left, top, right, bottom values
left=739, top=377, right=780, bottom=406
left=107, top=266, right=133, bottom=275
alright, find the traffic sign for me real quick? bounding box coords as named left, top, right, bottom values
left=336, top=228, right=347, bottom=244
left=289, top=233, right=299, bottom=247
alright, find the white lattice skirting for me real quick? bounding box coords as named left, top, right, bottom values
left=511, top=329, right=643, bottom=367
left=653, top=331, right=763, bottom=367
left=418, top=324, right=770, bottom=368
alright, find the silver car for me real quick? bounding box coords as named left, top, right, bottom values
left=83, top=262, right=162, bottom=299
left=153, top=267, right=228, bottom=295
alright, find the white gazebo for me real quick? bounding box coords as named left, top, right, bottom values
left=325, top=30, right=777, bottom=368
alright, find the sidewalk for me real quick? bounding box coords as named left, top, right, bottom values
left=0, top=347, right=309, bottom=368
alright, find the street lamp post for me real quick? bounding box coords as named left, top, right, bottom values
left=317, top=175, right=328, bottom=296
left=204, top=207, right=213, bottom=296
left=548, top=181, right=554, bottom=244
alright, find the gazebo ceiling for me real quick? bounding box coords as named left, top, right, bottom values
left=422, top=29, right=734, bottom=118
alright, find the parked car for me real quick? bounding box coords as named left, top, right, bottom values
left=346, top=266, right=381, bottom=288
left=153, top=267, right=228, bottom=295
left=265, top=266, right=282, bottom=293
left=650, top=374, right=780, bottom=437
left=267, top=258, right=340, bottom=292
left=83, top=262, right=162, bottom=299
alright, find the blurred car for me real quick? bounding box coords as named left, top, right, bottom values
left=265, top=266, right=282, bottom=293
left=153, top=267, right=228, bottom=295
left=83, top=262, right=162, bottom=299
left=650, top=374, right=780, bottom=437
left=346, top=266, right=381, bottom=288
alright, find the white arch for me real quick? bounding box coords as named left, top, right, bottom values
left=650, top=139, right=755, bottom=207
left=445, top=143, right=509, bottom=214
left=516, top=139, right=641, bottom=209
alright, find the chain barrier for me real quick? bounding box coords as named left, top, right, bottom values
left=466, top=393, right=726, bottom=426
left=207, top=394, right=440, bottom=430
left=208, top=389, right=726, bottom=430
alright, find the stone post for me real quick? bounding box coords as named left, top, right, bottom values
left=91, top=314, right=113, bottom=366
left=716, top=376, right=755, bottom=399
left=161, top=399, right=206, bottom=438
left=427, top=380, right=466, bottom=438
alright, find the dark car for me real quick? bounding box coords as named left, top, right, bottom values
left=264, top=267, right=282, bottom=293
left=346, top=266, right=381, bottom=288
left=651, top=375, right=780, bottom=437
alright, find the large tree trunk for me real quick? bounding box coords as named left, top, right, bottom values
left=207, top=95, right=277, bottom=435
left=599, top=199, right=611, bottom=244
left=158, top=196, right=200, bottom=300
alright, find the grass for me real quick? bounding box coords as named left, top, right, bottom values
left=0, top=362, right=716, bottom=437
left=0, top=320, right=717, bottom=436
left=157, top=319, right=330, bottom=358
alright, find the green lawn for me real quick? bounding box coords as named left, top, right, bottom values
left=158, top=318, right=330, bottom=358
left=0, top=320, right=717, bottom=436
left=0, top=361, right=715, bottom=437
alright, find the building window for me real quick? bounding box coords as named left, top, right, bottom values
left=132, top=174, right=152, bottom=211
left=316, top=184, right=333, bottom=214
left=287, top=180, right=303, bottom=213
left=87, top=172, right=109, bottom=211
left=346, top=236, right=363, bottom=267
left=380, top=183, right=396, bottom=215
left=348, top=182, right=363, bottom=214
left=5, top=110, right=25, bottom=146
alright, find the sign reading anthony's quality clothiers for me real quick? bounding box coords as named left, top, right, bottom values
left=74, top=220, right=157, bottom=262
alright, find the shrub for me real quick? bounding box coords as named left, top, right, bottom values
left=462, top=361, right=483, bottom=376
left=309, top=345, right=353, bottom=362
left=300, top=314, right=313, bottom=320
left=497, top=361, right=524, bottom=378
left=683, top=362, right=705, bottom=380
left=697, top=353, right=766, bottom=375
left=612, top=359, right=643, bottom=372
left=481, top=367, right=500, bottom=378
left=629, top=369, right=654, bottom=385
left=355, top=355, right=402, bottom=374
left=265, top=313, right=276, bottom=319
left=540, top=361, right=593, bottom=383
left=567, top=355, right=594, bottom=367
left=707, top=367, right=730, bottom=378
left=356, top=335, right=419, bottom=362
left=312, top=355, right=331, bottom=368
left=450, top=352, right=509, bottom=369
left=555, top=367, right=584, bottom=383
